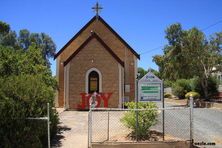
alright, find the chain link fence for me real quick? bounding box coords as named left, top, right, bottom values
left=0, top=103, right=51, bottom=148
left=88, top=106, right=192, bottom=146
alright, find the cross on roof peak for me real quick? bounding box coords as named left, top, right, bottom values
left=92, top=2, right=103, bottom=19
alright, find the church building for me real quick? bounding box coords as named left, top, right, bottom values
left=54, top=7, right=140, bottom=110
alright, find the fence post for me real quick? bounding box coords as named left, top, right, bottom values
left=47, top=103, right=50, bottom=148
left=88, top=109, right=92, bottom=148
left=190, top=96, right=194, bottom=146
left=88, top=110, right=90, bottom=147
left=136, top=78, right=139, bottom=142
left=107, top=110, right=110, bottom=141
left=162, top=81, right=165, bottom=141
left=88, top=110, right=90, bottom=148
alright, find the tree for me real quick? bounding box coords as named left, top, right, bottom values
left=0, top=21, right=10, bottom=34
left=150, top=68, right=161, bottom=79
left=138, top=67, right=147, bottom=79
left=152, top=55, right=164, bottom=78
left=0, top=21, right=58, bottom=147
left=153, top=23, right=222, bottom=99
left=196, top=33, right=222, bottom=99
left=18, top=29, right=56, bottom=66
left=0, top=21, right=19, bottom=49
left=0, top=21, right=56, bottom=67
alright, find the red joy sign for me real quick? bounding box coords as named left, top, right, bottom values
left=77, top=92, right=112, bottom=110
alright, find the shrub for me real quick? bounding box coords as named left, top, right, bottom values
left=121, top=102, right=158, bottom=140
left=207, top=76, right=219, bottom=98
left=164, top=93, right=172, bottom=98
left=193, top=76, right=219, bottom=99
left=172, top=79, right=192, bottom=99
left=0, top=75, right=58, bottom=147
left=164, top=80, right=173, bottom=88
left=0, top=26, right=58, bottom=147
left=171, top=77, right=218, bottom=100
left=185, top=91, right=200, bottom=99
left=189, top=77, right=199, bottom=91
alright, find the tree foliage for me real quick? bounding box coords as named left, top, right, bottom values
left=0, top=75, right=58, bottom=147
left=0, top=21, right=58, bottom=147
left=18, top=29, right=56, bottom=66
left=0, top=21, right=56, bottom=66
left=137, top=67, right=160, bottom=79
left=172, top=79, right=193, bottom=99
left=153, top=23, right=222, bottom=99
left=138, top=67, right=147, bottom=79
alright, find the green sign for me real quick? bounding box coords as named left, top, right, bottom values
left=141, top=86, right=159, bottom=93
left=140, top=84, right=161, bottom=101
left=138, top=72, right=163, bottom=101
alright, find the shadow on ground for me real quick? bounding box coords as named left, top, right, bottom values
left=51, top=123, right=71, bottom=147
left=170, top=104, right=187, bottom=107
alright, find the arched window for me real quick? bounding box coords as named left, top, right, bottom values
left=88, top=71, right=99, bottom=93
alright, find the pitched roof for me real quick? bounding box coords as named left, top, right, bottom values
left=54, top=15, right=140, bottom=59
left=63, top=32, right=124, bottom=67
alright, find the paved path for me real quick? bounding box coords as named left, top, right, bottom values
left=52, top=111, right=89, bottom=148
left=193, top=108, right=222, bottom=147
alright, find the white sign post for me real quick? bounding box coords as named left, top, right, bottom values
left=137, top=71, right=164, bottom=140
left=138, top=71, right=163, bottom=102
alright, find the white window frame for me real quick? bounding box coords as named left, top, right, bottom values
left=85, top=68, right=102, bottom=93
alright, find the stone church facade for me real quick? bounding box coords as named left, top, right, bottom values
left=54, top=16, right=140, bottom=110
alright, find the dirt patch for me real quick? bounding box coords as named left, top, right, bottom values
left=107, top=130, right=183, bottom=143
left=165, top=98, right=188, bottom=106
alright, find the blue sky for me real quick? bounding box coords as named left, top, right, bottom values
left=1, top=0, right=222, bottom=75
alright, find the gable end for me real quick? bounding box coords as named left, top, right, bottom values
left=54, top=16, right=140, bottom=60
left=98, top=16, right=140, bottom=59
left=63, top=32, right=124, bottom=67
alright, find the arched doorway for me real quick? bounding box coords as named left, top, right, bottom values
left=88, top=71, right=99, bottom=93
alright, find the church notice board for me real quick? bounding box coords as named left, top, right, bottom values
left=138, top=71, right=163, bottom=101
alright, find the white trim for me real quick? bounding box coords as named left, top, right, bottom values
left=64, top=65, right=67, bottom=109
left=85, top=68, right=102, bottom=93
left=67, top=63, right=70, bottom=109
left=64, top=63, right=70, bottom=109
left=55, top=58, right=60, bottom=107
left=118, top=64, right=122, bottom=108
left=56, top=57, right=60, bottom=80
left=122, top=67, right=125, bottom=107
left=134, top=56, right=138, bottom=102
